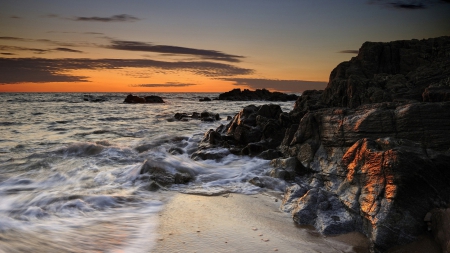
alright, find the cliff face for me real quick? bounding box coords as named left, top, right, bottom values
left=280, top=36, right=450, bottom=252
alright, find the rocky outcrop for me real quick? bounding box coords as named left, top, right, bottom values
left=218, top=88, right=298, bottom=101
left=319, top=36, right=450, bottom=108
left=124, top=94, right=164, bottom=103
left=192, top=36, right=450, bottom=252
left=277, top=36, right=450, bottom=253
left=192, top=104, right=295, bottom=160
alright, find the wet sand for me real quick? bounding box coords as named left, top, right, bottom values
left=152, top=192, right=370, bottom=253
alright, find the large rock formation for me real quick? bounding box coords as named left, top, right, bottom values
left=194, top=36, right=450, bottom=252
left=278, top=36, right=450, bottom=252
left=218, top=88, right=298, bottom=101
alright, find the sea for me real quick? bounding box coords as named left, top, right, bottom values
left=0, top=92, right=296, bottom=253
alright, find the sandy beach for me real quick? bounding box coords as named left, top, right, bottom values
left=152, top=192, right=370, bottom=253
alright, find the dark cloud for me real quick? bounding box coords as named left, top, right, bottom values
left=74, top=14, right=140, bottom=22
left=131, top=82, right=197, bottom=88
left=221, top=78, right=327, bottom=93
left=0, top=45, right=48, bottom=54
left=84, top=32, right=104, bottom=35
left=0, top=45, right=83, bottom=54
left=54, top=47, right=84, bottom=53
left=369, top=0, right=449, bottom=9
left=338, top=50, right=359, bottom=54
left=0, top=36, right=28, bottom=41
left=0, top=58, right=253, bottom=84
left=107, top=40, right=244, bottom=63
left=1, top=53, right=16, bottom=56
left=10, top=15, right=21, bottom=19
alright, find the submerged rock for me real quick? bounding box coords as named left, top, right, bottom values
left=140, top=160, right=193, bottom=187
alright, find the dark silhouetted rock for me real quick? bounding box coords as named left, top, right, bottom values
left=199, top=97, right=212, bottom=102
left=124, top=94, right=164, bottom=103
left=218, top=88, right=298, bottom=101
left=173, top=111, right=220, bottom=122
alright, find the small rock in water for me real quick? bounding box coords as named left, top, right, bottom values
left=262, top=238, right=270, bottom=242
left=252, top=227, right=258, bottom=231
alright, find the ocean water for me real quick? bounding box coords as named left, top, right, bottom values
left=0, top=93, right=295, bottom=252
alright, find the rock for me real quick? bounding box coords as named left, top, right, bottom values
left=277, top=36, right=450, bottom=253
left=257, top=149, right=282, bottom=160
left=190, top=148, right=229, bottom=161
left=124, top=94, right=164, bottom=103
left=423, top=86, right=450, bottom=102
left=173, top=111, right=220, bottom=122
left=431, top=208, right=450, bottom=253
left=319, top=36, right=450, bottom=108
left=269, top=157, right=307, bottom=180
left=199, top=97, right=212, bottom=102
left=218, top=88, right=298, bottom=101
left=290, top=188, right=356, bottom=235
left=145, top=95, right=165, bottom=103
left=140, top=160, right=193, bottom=186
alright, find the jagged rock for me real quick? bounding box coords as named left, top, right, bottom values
left=218, top=88, right=298, bottom=101
left=124, top=94, right=164, bottom=103
left=319, top=36, right=450, bottom=108
left=290, top=188, right=357, bottom=235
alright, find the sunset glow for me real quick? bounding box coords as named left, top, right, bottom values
left=1, top=0, right=449, bottom=92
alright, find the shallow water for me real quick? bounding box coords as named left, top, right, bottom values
left=0, top=92, right=295, bottom=252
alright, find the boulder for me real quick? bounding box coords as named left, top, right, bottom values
left=124, top=94, right=164, bottom=103
left=140, top=159, right=193, bottom=187
left=199, top=97, right=212, bottom=102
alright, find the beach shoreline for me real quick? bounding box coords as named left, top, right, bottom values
left=152, top=192, right=370, bottom=253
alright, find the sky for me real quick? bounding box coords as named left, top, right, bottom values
left=0, top=0, right=449, bottom=93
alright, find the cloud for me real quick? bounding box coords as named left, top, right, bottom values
left=53, top=47, right=84, bottom=53
left=0, top=45, right=48, bottom=54
left=0, top=36, right=28, bottom=41
left=0, top=45, right=84, bottom=54
left=73, top=14, right=140, bottom=22
left=10, top=15, right=21, bottom=19
left=338, top=50, right=359, bottom=54
left=368, top=0, right=449, bottom=9
left=1, top=53, right=16, bottom=55
left=221, top=78, right=327, bottom=93
left=107, top=40, right=244, bottom=63
left=131, top=82, right=197, bottom=88
left=0, top=58, right=253, bottom=84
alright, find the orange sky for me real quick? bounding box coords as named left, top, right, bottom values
left=1, top=1, right=449, bottom=92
